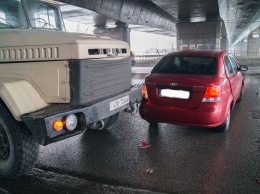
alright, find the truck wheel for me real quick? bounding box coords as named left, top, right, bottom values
left=217, top=108, right=230, bottom=132
left=0, top=188, right=10, bottom=194
left=103, top=113, right=119, bottom=129
left=0, top=104, right=39, bottom=179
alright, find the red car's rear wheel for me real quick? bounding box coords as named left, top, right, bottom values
left=217, top=108, right=230, bottom=132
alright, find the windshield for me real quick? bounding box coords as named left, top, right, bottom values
left=152, top=56, right=218, bottom=75
left=0, top=0, right=28, bottom=29
left=23, top=0, right=63, bottom=30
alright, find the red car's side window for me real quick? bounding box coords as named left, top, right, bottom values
left=228, top=56, right=239, bottom=74
left=224, top=55, right=234, bottom=76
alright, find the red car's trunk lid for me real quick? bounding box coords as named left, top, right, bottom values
left=145, top=74, right=214, bottom=108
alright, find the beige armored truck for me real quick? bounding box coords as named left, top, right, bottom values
left=0, top=0, right=141, bottom=178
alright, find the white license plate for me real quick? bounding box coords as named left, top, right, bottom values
left=159, top=89, right=190, bottom=99
left=110, top=96, right=129, bottom=111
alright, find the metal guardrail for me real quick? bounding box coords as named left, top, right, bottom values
left=131, top=66, right=260, bottom=75
left=231, top=52, right=260, bottom=58
left=135, top=52, right=260, bottom=60
left=135, top=55, right=164, bottom=61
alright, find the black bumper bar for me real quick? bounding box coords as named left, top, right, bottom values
left=22, top=87, right=142, bottom=145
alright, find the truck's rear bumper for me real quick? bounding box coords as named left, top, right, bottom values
left=22, top=87, right=142, bottom=145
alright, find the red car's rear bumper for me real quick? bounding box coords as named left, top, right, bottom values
left=139, top=99, right=227, bottom=128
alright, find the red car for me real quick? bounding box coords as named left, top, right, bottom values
left=139, top=50, right=248, bottom=132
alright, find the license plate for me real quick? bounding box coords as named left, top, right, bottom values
left=159, top=89, right=190, bottom=99
left=110, top=96, right=129, bottom=111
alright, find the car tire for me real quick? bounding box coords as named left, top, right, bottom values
left=149, top=122, right=158, bottom=126
left=236, top=87, right=243, bottom=103
left=0, top=103, right=39, bottom=179
left=217, top=108, right=230, bottom=132
left=148, top=122, right=158, bottom=130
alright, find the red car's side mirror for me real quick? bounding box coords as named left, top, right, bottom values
left=239, top=65, right=248, bottom=71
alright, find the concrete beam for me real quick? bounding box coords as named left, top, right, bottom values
left=57, top=0, right=177, bottom=32
left=218, top=0, right=260, bottom=46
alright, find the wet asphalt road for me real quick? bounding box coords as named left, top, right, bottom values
left=1, top=64, right=260, bottom=194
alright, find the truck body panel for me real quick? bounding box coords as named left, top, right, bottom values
left=0, top=78, right=48, bottom=121
left=0, top=61, right=70, bottom=104
left=0, top=29, right=129, bottom=62
left=0, top=0, right=142, bottom=178
left=22, top=87, right=142, bottom=145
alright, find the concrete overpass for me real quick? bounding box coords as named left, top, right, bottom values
left=58, top=0, right=260, bottom=52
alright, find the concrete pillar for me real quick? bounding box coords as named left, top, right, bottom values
left=220, top=37, right=228, bottom=51
left=233, top=38, right=248, bottom=52
left=94, top=22, right=131, bottom=46
left=247, top=33, right=260, bottom=53
left=177, top=20, right=222, bottom=51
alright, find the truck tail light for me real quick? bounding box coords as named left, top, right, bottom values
left=52, top=114, right=78, bottom=131
left=202, top=86, right=220, bottom=102
left=53, top=120, right=63, bottom=131
left=65, top=114, right=78, bottom=131
left=142, top=84, right=148, bottom=99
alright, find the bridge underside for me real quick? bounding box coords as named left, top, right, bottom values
left=58, top=0, right=260, bottom=52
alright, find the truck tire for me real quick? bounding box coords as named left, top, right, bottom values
left=0, top=103, right=39, bottom=179
left=0, top=188, right=10, bottom=194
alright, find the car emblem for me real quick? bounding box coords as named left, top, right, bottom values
left=170, top=83, right=178, bottom=86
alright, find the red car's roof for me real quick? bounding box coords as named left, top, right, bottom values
left=166, top=50, right=228, bottom=57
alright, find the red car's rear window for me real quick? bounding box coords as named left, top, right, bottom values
left=152, top=56, right=217, bottom=75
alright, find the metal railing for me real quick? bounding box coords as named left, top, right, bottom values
left=231, top=52, right=260, bottom=58
left=135, top=54, right=164, bottom=61
left=134, top=52, right=260, bottom=61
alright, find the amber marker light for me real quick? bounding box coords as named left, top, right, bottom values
left=53, top=120, right=63, bottom=131
left=142, top=84, right=148, bottom=99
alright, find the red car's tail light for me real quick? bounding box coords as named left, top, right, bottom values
left=142, top=84, right=148, bottom=99
left=202, top=86, right=220, bottom=102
